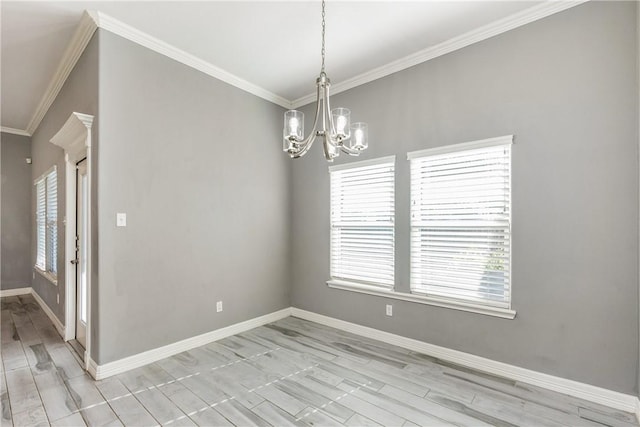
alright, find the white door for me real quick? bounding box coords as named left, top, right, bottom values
left=75, top=159, right=88, bottom=348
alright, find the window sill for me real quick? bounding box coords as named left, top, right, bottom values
left=326, top=279, right=516, bottom=319
left=34, top=267, right=57, bottom=286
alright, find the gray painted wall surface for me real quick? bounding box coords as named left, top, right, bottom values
left=291, top=1, right=639, bottom=394
left=1, top=133, right=32, bottom=289
left=30, top=34, right=99, bottom=328
left=96, top=31, right=290, bottom=364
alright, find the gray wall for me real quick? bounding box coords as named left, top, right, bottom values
left=291, top=1, right=639, bottom=394
left=1, top=133, right=32, bottom=290
left=96, top=31, right=290, bottom=364
left=30, top=33, right=99, bottom=326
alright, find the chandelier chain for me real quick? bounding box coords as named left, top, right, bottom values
left=321, top=0, right=326, bottom=74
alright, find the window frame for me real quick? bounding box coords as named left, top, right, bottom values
left=326, top=156, right=396, bottom=291
left=407, top=135, right=515, bottom=318
left=34, top=166, right=58, bottom=285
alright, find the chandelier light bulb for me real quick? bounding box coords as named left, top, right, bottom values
left=289, top=117, right=299, bottom=135
left=350, top=123, right=368, bottom=150
left=331, top=108, right=350, bottom=138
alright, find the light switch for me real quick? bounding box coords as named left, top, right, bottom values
left=116, top=213, right=127, bottom=227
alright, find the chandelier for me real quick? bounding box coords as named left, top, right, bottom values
left=282, top=0, right=368, bottom=162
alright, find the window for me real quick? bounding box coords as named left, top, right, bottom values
left=409, top=136, right=512, bottom=310
left=35, top=167, right=57, bottom=279
left=329, top=156, right=395, bottom=290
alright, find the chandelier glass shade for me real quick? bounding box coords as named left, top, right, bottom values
left=283, top=1, right=368, bottom=162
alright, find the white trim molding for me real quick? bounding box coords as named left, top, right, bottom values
left=50, top=112, right=94, bottom=365
left=292, top=1, right=588, bottom=108
left=20, top=2, right=588, bottom=134
left=327, top=280, right=516, bottom=319
left=87, top=308, right=292, bottom=380
left=1, top=287, right=66, bottom=338
left=89, top=11, right=292, bottom=110
left=636, top=398, right=640, bottom=425
left=0, top=287, right=32, bottom=297
left=1, top=127, right=31, bottom=137
left=31, top=289, right=65, bottom=338
left=328, top=155, right=396, bottom=173
left=407, top=135, right=514, bottom=160
left=291, top=308, right=638, bottom=414
left=26, top=12, right=98, bottom=136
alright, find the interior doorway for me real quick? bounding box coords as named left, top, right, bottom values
left=49, top=112, right=94, bottom=373
left=74, top=158, right=88, bottom=350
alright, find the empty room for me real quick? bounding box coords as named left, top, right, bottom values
left=1, top=1, right=639, bottom=426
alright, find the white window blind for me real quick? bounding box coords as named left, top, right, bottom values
left=409, top=136, right=512, bottom=309
left=35, top=179, right=46, bottom=270
left=34, top=167, right=57, bottom=277
left=46, top=170, right=57, bottom=274
left=330, top=157, right=395, bottom=289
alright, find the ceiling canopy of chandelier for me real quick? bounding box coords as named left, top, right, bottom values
left=282, top=0, right=369, bottom=162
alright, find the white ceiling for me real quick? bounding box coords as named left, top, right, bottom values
left=2, top=0, right=563, bottom=133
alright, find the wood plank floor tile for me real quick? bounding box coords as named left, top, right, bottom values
left=159, top=380, right=231, bottom=426
left=332, top=357, right=430, bottom=396
left=344, top=412, right=382, bottom=427
left=94, top=378, right=158, bottom=426
left=578, top=406, right=640, bottom=427
left=296, top=406, right=344, bottom=427
left=253, top=385, right=308, bottom=417
left=12, top=405, right=49, bottom=427
left=378, top=383, right=493, bottom=427
left=50, top=412, right=87, bottom=427
left=276, top=379, right=355, bottom=423
left=251, top=401, right=307, bottom=427
left=337, top=379, right=454, bottom=426
left=5, top=366, right=42, bottom=414
left=2, top=296, right=638, bottom=427
left=47, top=346, right=85, bottom=381
left=213, top=399, right=271, bottom=427
left=2, top=340, right=29, bottom=372
left=1, top=370, right=12, bottom=427
left=33, top=370, right=79, bottom=422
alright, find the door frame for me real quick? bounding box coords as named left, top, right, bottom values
left=50, top=112, right=94, bottom=370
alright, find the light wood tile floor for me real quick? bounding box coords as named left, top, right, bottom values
left=1, top=294, right=638, bottom=427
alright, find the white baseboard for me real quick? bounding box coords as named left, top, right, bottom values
left=291, top=308, right=638, bottom=414
left=1, top=286, right=66, bottom=338
left=30, top=288, right=65, bottom=338
left=0, top=287, right=32, bottom=297
left=89, top=307, right=293, bottom=380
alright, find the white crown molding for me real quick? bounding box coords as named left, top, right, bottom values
left=19, top=1, right=587, bottom=133
left=1, top=127, right=31, bottom=137
left=25, top=11, right=98, bottom=136
left=88, top=307, right=292, bottom=380
left=292, top=1, right=589, bottom=108
left=291, top=308, right=638, bottom=414
left=90, top=11, right=293, bottom=110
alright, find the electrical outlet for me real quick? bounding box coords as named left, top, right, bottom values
left=57, top=294, right=59, bottom=304
left=386, top=304, right=393, bottom=316
left=216, top=301, right=223, bottom=313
